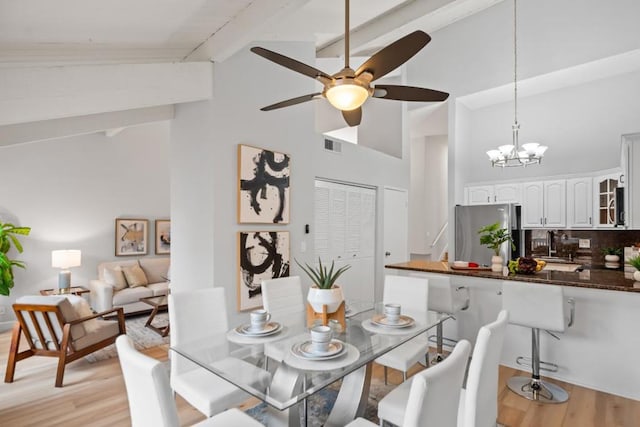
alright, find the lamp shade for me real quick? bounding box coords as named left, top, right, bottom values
left=325, top=84, right=369, bottom=111
left=51, top=250, right=81, bottom=269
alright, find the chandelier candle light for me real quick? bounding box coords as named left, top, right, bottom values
left=486, top=0, right=548, bottom=167
left=51, top=250, right=81, bottom=292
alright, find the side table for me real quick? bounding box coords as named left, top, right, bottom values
left=40, top=287, right=90, bottom=296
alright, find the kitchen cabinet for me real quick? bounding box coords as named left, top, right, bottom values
left=567, top=178, right=593, bottom=228
left=593, top=172, right=620, bottom=227
left=522, top=180, right=566, bottom=228
left=465, top=183, right=521, bottom=205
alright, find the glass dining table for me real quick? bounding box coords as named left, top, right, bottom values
left=170, top=302, right=448, bottom=427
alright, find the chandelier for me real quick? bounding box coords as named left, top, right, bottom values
left=486, top=0, right=548, bottom=167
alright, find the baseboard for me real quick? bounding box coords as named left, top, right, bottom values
left=0, top=321, right=15, bottom=333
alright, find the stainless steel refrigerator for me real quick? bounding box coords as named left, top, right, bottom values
left=454, top=204, right=522, bottom=266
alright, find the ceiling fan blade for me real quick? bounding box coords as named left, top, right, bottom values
left=251, top=47, right=332, bottom=82
left=260, top=93, right=322, bottom=111
left=342, top=108, right=362, bottom=127
left=373, top=85, right=449, bottom=102
left=355, top=31, right=431, bottom=82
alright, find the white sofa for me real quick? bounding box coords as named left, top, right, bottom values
left=89, top=258, right=170, bottom=315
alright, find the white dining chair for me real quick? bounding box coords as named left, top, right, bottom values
left=261, top=275, right=304, bottom=320
left=115, top=335, right=264, bottom=427
left=350, top=339, right=472, bottom=427
left=169, top=288, right=271, bottom=418
left=457, top=310, right=509, bottom=427
left=375, top=275, right=430, bottom=384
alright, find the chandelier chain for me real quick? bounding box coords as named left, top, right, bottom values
left=513, top=0, right=518, bottom=125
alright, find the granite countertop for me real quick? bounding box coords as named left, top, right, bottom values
left=385, top=260, right=640, bottom=293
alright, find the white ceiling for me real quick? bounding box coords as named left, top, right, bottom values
left=0, top=0, right=502, bottom=66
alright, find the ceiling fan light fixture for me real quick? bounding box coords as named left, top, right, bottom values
left=325, top=81, right=370, bottom=111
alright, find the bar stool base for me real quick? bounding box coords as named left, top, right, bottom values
left=508, top=376, right=569, bottom=404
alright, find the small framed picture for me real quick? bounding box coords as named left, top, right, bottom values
left=238, top=144, right=291, bottom=224
left=237, top=231, right=290, bottom=311
left=115, top=218, right=148, bottom=256
left=155, top=219, right=171, bottom=255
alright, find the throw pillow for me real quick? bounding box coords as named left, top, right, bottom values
left=103, top=266, right=127, bottom=291
left=122, top=264, right=149, bottom=288
left=64, top=295, right=101, bottom=334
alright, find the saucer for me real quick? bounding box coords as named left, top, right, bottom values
left=236, top=322, right=281, bottom=336
left=371, top=314, right=414, bottom=328
left=291, top=339, right=345, bottom=360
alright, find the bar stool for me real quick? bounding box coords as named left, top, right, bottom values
left=412, top=273, right=469, bottom=364
left=502, top=281, right=575, bottom=403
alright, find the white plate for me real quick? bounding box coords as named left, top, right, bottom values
left=235, top=322, right=281, bottom=336
left=291, top=339, right=345, bottom=360
left=371, top=314, right=414, bottom=328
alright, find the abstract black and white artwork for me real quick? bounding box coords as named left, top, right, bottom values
left=238, top=144, right=290, bottom=224
left=237, top=231, right=290, bottom=311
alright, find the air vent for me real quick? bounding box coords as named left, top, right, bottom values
left=324, top=138, right=342, bottom=153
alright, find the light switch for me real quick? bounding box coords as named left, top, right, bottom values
left=579, top=239, right=591, bottom=249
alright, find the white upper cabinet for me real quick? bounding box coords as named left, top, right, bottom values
left=465, top=183, right=521, bottom=205
left=593, top=172, right=620, bottom=228
left=466, top=185, right=494, bottom=205
left=522, top=182, right=544, bottom=227
left=543, top=180, right=567, bottom=228
left=567, top=178, right=593, bottom=228
left=522, top=180, right=566, bottom=228
left=494, top=183, right=522, bottom=204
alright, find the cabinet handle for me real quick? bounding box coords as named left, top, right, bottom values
left=620, top=174, right=625, bottom=185
left=540, top=218, right=543, bottom=225
left=487, top=196, right=490, bottom=202
left=544, top=217, right=547, bottom=225
left=589, top=216, right=592, bottom=224
left=494, top=195, right=497, bottom=202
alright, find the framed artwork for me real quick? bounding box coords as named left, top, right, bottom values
left=237, top=231, right=290, bottom=311
left=238, top=144, right=290, bottom=224
left=115, top=218, right=148, bottom=256
left=155, top=219, right=171, bottom=255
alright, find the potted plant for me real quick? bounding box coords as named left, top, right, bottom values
left=0, top=221, right=31, bottom=296
left=296, top=258, right=351, bottom=313
left=601, top=247, right=622, bottom=263
left=627, top=254, right=640, bottom=281
left=478, top=222, right=515, bottom=272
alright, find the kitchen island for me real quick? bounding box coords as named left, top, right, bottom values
left=386, top=260, right=640, bottom=292
left=385, top=261, right=640, bottom=401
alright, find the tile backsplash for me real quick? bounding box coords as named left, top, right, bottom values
left=524, top=229, right=640, bottom=266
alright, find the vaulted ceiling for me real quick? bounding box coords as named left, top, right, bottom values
left=0, top=0, right=504, bottom=66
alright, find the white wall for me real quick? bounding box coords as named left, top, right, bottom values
left=0, top=121, right=170, bottom=322
left=464, top=70, right=640, bottom=183
left=409, top=135, right=448, bottom=257
left=170, top=41, right=410, bottom=326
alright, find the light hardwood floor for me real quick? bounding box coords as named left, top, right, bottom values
left=0, top=330, right=638, bottom=427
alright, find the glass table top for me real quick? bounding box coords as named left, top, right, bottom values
left=170, top=303, right=447, bottom=411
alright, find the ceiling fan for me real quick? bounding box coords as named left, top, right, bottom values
left=251, top=0, right=449, bottom=127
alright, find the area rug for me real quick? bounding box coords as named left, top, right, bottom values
left=84, top=313, right=169, bottom=363
left=245, top=378, right=396, bottom=426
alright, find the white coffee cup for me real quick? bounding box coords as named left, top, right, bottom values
left=384, top=303, right=401, bottom=324
left=250, top=309, right=271, bottom=331
left=310, top=325, right=333, bottom=353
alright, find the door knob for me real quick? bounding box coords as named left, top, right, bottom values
left=385, top=251, right=391, bottom=257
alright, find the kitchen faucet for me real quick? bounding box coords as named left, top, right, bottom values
left=547, top=230, right=556, bottom=257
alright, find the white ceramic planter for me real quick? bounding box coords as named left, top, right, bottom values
left=307, top=285, right=344, bottom=313
left=491, top=255, right=504, bottom=272
left=605, top=254, right=620, bottom=263
left=633, top=270, right=640, bottom=282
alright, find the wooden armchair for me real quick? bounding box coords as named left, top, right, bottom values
left=4, top=295, right=126, bottom=387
